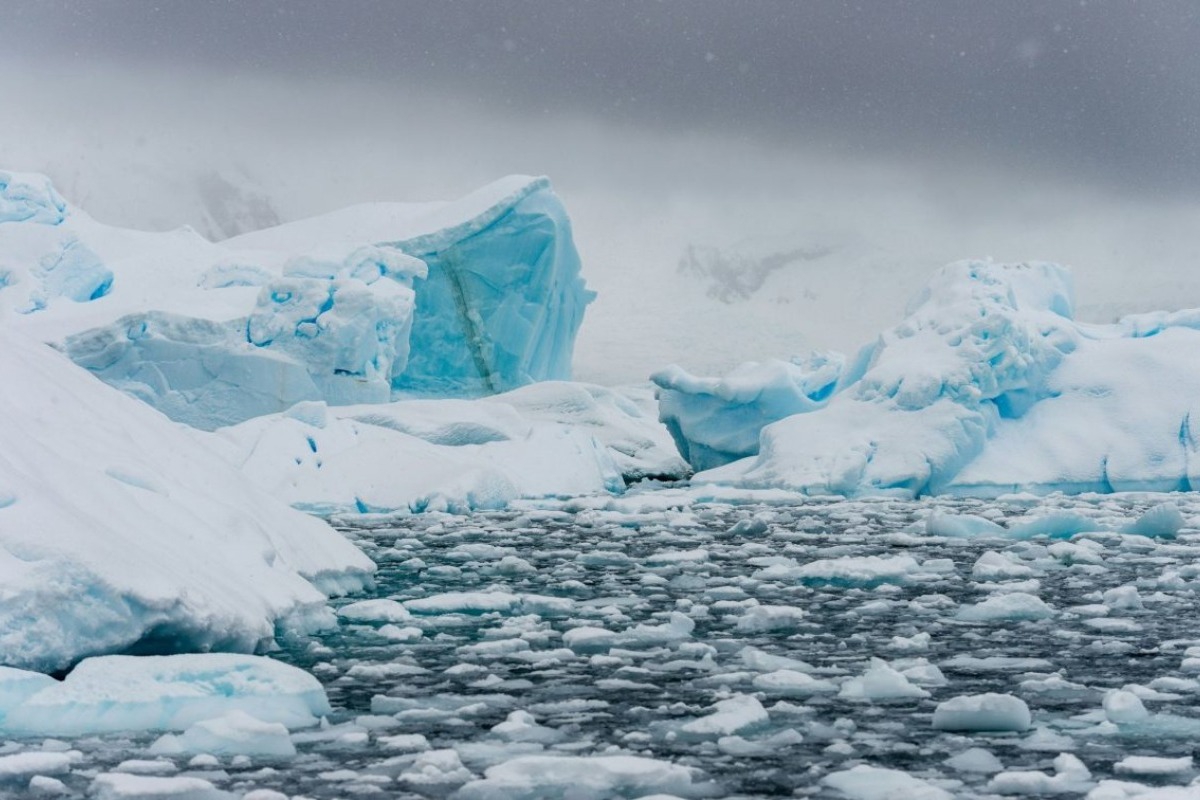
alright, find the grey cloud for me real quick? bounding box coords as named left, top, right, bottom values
left=4, top=1, right=1199, bottom=192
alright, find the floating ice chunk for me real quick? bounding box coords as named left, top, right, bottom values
left=625, top=612, right=696, bottom=646
left=0, top=667, right=57, bottom=719
left=378, top=733, right=431, bottom=752
left=926, top=511, right=1006, bottom=538
left=645, top=548, right=709, bottom=565
left=400, top=748, right=474, bottom=791
left=489, top=711, right=563, bottom=744
left=956, top=592, right=1055, bottom=622
left=821, top=764, right=953, bottom=800
left=1104, top=690, right=1150, bottom=725
left=338, top=599, right=414, bottom=623
left=944, top=747, right=1004, bottom=774
left=378, top=624, right=424, bottom=642
left=888, top=632, right=932, bottom=652
left=942, top=655, right=1054, bottom=672
left=972, top=551, right=1036, bottom=582
left=751, top=670, right=838, bottom=697
left=1113, top=756, right=1193, bottom=776
left=405, top=592, right=521, bottom=615
left=1103, top=585, right=1144, bottom=611
left=561, top=626, right=620, bottom=654
left=28, top=775, right=70, bottom=796
left=0, top=654, right=330, bottom=736
left=839, top=658, right=930, bottom=701
left=680, top=694, right=769, bottom=738
left=0, top=751, right=80, bottom=779
left=1019, top=674, right=1099, bottom=703
left=738, top=647, right=815, bottom=674
left=89, top=773, right=231, bottom=800
left=932, top=693, right=1032, bottom=732
left=453, top=754, right=707, bottom=800
left=717, top=728, right=804, bottom=756
left=760, top=555, right=923, bottom=587
left=987, top=753, right=1092, bottom=795
left=150, top=710, right=296, bottom=757
left=1122, top=503, right=1185, bottom=539
left=1007, top=513, right=1100, bottom=540
left=735, top=604, right=805, bottom=633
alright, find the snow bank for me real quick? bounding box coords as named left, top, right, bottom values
left=683, top=260, right=1200, bottom=497
left=0, top=654, right=329, bottom=736
left=213, top=382, right=686, bottom=514
left=0, top=332, right=373, bottom=672
left=1, top=170, right=591, bottom=429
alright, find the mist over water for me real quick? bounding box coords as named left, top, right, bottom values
left=3, top=2, right=1199, bottom=384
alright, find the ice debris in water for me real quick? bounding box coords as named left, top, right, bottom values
left=4, top=492, right=1200, bottom=797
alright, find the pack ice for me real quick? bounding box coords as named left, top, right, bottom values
left=660, top=260, right=1200, bottom=496
left=0, top=169, right=592, bottom=429
left=0, top=331, right=373, bottom=673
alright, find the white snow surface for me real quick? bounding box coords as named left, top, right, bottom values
left=0, top=332, right=373, bottom=672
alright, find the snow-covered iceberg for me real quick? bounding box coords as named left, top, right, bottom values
left=674, top=260, right=1200, bottom=497
left=212, top=382, right=687, bottom=514
left=0, top=170, right=591, bottom=429
left=0, top=331, right=374, bottom=673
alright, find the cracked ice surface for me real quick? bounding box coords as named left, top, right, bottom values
left=7, top=492, right=1200, bottom=797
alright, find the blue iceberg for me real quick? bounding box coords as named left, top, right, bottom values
left=4, top=172, right=592, bottom=429
left=675, top=260, right=1200, bottom=497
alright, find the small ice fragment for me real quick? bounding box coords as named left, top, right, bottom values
left=1113, top=755, right=1192, bottom=775
left=956, top=592, right=1054, bottom=622
left=821, top=764, right=952, bottom=800
left=932, top=693, right=1031, bottom=732
left=838, top=658, right=930, bottom=700
left=944, top=747, right=1004, bottom=773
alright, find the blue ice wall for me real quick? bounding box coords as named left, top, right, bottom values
left=392, top=179, right=594, bottom=396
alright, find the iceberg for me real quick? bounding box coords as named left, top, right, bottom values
left=0, top=654, right=330, bottom=736
left=1, top=170, right=592, bottom=429
left=212, top=381, right=686, bottom=514
left=678, top=260, right=1200, bottom=497
left=652, top=352, right=853, bottom=470
left=0, top=331, right=373, bottom=673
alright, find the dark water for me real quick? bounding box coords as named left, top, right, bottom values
left=8, top=492, right=1200, bottom=798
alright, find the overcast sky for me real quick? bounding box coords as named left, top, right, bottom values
left=4, top=0, right=1199, bottom=195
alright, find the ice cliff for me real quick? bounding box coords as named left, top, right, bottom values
left=661, top=260, right=1200, bottom=497
left=0, top=170, right=591, bottom=429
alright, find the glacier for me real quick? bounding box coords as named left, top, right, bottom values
left=0, top=331, right=374, bottom=673
left=666, top=260, right=1200, bottom=497
left=0, top=170, right=592, bottom=429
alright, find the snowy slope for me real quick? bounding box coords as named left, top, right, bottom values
left=0, top=331, right=374, bottom=673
